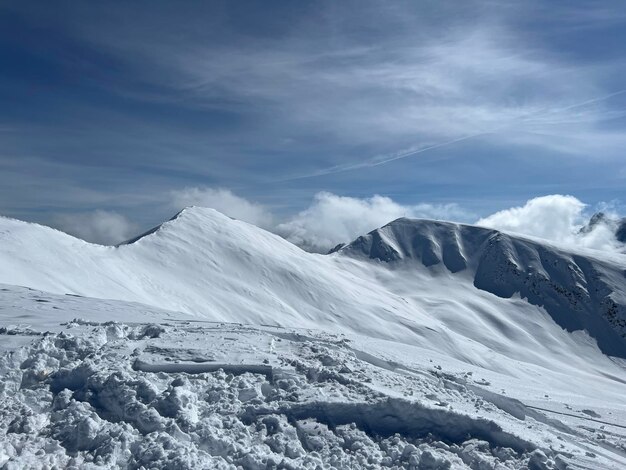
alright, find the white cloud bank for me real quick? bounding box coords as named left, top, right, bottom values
left=275, top=192, right=468, bottom=253
left=53, top=190, right=623, bottom=253
left=476, top=195, right=622, bottom=252
left=53, top=210, right=138, bottom=245
left=476, top=195, right=585, bottom=242
left=166, top=189, right=623, bottom=253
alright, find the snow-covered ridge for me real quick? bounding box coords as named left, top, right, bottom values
left=0, top=206, right=625, bottom=364
left=120, top=206, right=211, bottom=245
left=340, top=217, right=626, bottom=357
left=1, top=207, right=424, bottom=336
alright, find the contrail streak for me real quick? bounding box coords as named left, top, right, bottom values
left=278, top=88, right=626, bottom=182
left=274, top=130, right=496, bottom=182
left=367, top=131, right=494, bottom=167
left=535, top=88, right=626, bottom=115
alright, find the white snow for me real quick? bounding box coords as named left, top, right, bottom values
left=0, top=207, right=625, bottom=468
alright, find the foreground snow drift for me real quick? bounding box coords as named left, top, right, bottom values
left=1, top=287, right=625, bottom=469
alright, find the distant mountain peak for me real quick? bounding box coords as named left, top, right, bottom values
left=578, top=211, right=626, bottom=245
left=582, top=211, right=606, bottom=231
left=121, top=206, right=237, bottom=245
left=339, top=217, right=497, bottom=271
left=338, top=216, right=626, bottom=357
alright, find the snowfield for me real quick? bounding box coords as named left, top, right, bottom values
left=0, top=207, right=625, bottom=469
left=1, top=287, right=625, bottom=469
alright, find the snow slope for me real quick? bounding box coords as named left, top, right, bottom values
left=1, top=286, right=625, bottom=469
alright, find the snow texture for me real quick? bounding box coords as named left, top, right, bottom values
left=1, top=288, right=624, bottom=469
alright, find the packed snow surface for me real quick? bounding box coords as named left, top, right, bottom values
left=1, top=286, right=625, bottom=469
left=0, top=207, right=625, bottom=468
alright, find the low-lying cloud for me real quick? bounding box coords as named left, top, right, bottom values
left=476, top=195, right=585, bottom=242
left=165, top=189, right=623, bottom=253
left=53, top=210, right=138, bottom=245
left=170, top=187, right=273, bottom=229
left=275, top=192, right=468, bottom=253
left=52, top=190, right=624, bottom=254
left=476, top=195, right=623, bottom=252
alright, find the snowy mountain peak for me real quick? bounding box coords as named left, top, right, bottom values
left=341, top=217, right=497, bottom=271
left=579, top=211, right=626, bottom=245
left=339, top=217, right=626, bottom=357
left=579, top=212, right=609, bottom=234
left=122, top=206, right=303, bottom=256
left=122, top=206, right=229, bottom=245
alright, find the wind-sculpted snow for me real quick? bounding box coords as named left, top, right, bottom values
left=1, top=288, right=625, bottom=469
left=341, top=218, right=626, bottom=357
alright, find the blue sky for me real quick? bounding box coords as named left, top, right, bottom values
left=1, top=1, right=625, bottom=244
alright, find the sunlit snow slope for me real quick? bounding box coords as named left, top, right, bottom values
left=0, top=207, right=625, bottom=369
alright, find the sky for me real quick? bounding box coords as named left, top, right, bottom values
left=1, top=1, right=625, bottom=248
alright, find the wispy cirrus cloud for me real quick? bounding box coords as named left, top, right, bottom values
left=68, top=3, right=626, bottom=187
left=1, top=1, right=626, bottom=227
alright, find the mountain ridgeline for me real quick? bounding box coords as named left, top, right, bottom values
left=0, top=207, right=625, bottom=361
left=340, top=218, right=626, bottom=357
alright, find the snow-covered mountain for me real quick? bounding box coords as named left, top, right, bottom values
left=341, top=217, right=626, bottom=357
left=579, top=211, right=626, bottom=245
left=1, top=207, right=625, bottom=469
left=1, top=207, right=624, bottom=360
